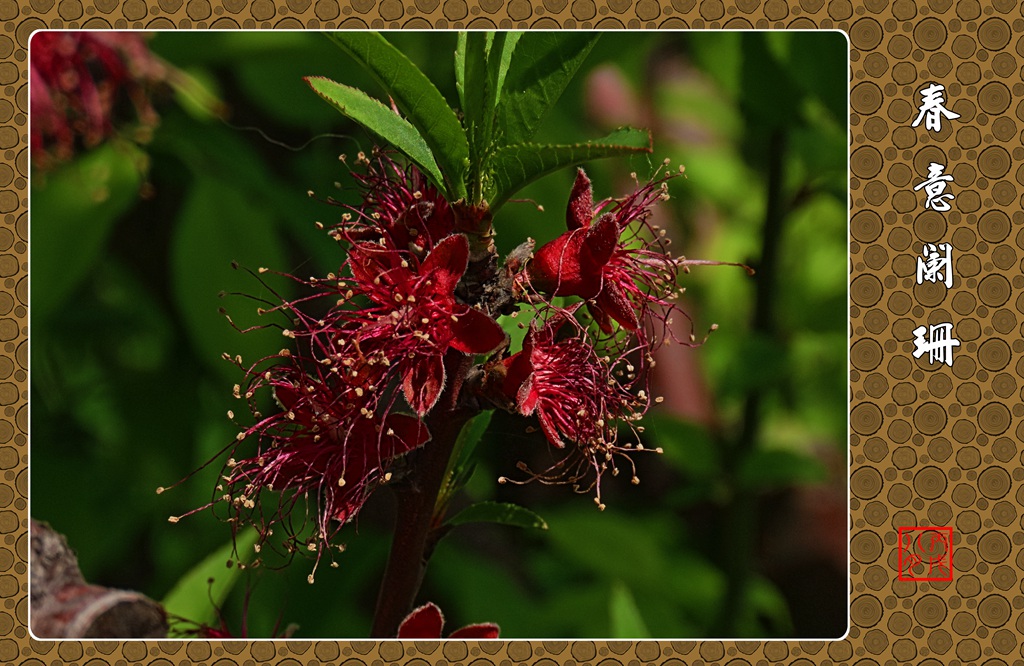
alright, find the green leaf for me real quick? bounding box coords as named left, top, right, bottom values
left=485, top=127, right=652, bottom=209
left=448, top=501, right=548, bottom=531
left=454, top=32, right=468, bottom=112
left=304, top=76, right=445, bottom=197
left=737, top=448, right=827, bottom=491
left=438, top=410, right=494, bottom=510
left=609, top=580, right=651, bottom=639
left=169, top=66, right=227, bottom=121
left=487, top=32, right=522, bottom=113
left=31, top=143, right=145, bottom=323
left=748, top=575, right=794, bottom=634
left=495, top=32, right=601, bottom=145
left=326, top=32, right=469, bottom=200
left=458, top=32, right=523, bottom=204
left=161, top=528, right=259, bottom=626
left=460, top=32, right=491, bottom=202
left=460, top=32, right=489, bottom=131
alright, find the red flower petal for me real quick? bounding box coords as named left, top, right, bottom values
left=502, top=350, right=533, bottom=401
left=594, top=280, right=639, bottom=332
left=530, top=227, right=603, bottom=298
left=349, top=242, right=397, bottom=287
left=402, top=354, right=446, bottom=416
left=383, top=414, right=431, bottom=454
left=449, top=623, right=500, bottom=639
left=587, top=300, right=614, bottom=334
left=516, top=373, right=539, bottom=415
left=566, top=168, right=594, bottom=231
left=420, top=233, right=469, bottom=295
left=449, top=306, right=507, bottom=355
left=582, top=214, right=618, bottom=270
left=272, top=384, right=302, bottom=413
left=537, top=407, right=566, bottom=449
left=396, top=602, right=444, bottom=638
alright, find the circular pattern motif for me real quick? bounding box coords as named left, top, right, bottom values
left=852, top=402, right=884, bottom=435
left=977, top=467, right=1011, bottom=499
left=852, top=594, right=884, bottom=627
left=913, top=466, right=947, bottom=499
left=852, top=467, right=883, bottom=499
left=851, top=274, right=884, bottom=307
left=913, top=17, right=947, bottom=51
left=977, top=402, right=1011, bottom=435
left=912, top=402, right=947, bottom=435
left=976, top=275, right=1011, bottom=307
left=977, top=146, right=1012, bottom=179
left=913, top=595, right=947, bottom=628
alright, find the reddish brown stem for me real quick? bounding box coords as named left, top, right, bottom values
left=369, top=353, right=475, bottom=638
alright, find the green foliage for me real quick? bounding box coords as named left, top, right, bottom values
left=161, top=529, right=259, bottom=627
left=30, top=142, right=145, bottom=323
left=315, top=32, right=649, bottom=211
left=609, top=581, right=651, bottom=639
left=493, top=33, right=600, bottom=145
left=484, top=127, right=651, bottom=209
left=305, top=76, right=445, bottom=192
left=437, top=410, right=493, bottom=512
left=448, top=501, right=548, bottom=531
left=170, top=175, right=287, bottom=383
left=327, top=32, right=470, bottom=200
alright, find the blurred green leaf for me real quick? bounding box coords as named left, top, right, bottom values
left=31, top=143, right=144, bottom=323
left=496, top=33, right=601, bottom=145
left=448, top=501, right=548, bottom=531
left=161, top=528, right=259, bottom=626
left=644, top=414, right=720, bottom=479
left=168, top=66, right=227, bottom=122
left=609, top=581, right=651, bottom=639
left=544, top=509, right=668, bottom=590
left=779, top=32, right=847, bottom=124
left=744, top=575, right=794, bottom=635
left=486, top=127, right=652, bottom=209
left=497, top=304, right=532, bottom=356
left=170, top=175, right=288, bottom=382
left=327, top=32, right=469, bottom=200
left=738, top=33, right=803, bottom=132
left=304, top=76, right=445, bottom=196
left=687, top=32, right=744, bottom=97
left=737, top=449, right=826, bottom=491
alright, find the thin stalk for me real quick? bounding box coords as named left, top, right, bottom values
left=711, top=128, right=787, bottom=637
left=370, top=353, right=475, bottom=638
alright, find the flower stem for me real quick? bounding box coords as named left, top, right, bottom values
left=711, top=128, right=787, bottom=637
left=370, top=353, right=474, bottom=638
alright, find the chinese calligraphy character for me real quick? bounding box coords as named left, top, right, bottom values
left=913, top=323, right=960, bottom=366
left=914, top=162, right=955, bottom=212
left=916, top=243, right=953, bottom=288
left=911, top=83, right=961, bottom=132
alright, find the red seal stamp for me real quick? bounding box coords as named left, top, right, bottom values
left=898, top=526, right=953, bottom=581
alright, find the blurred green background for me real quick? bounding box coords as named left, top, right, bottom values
left=31, top=31, right=847, bottom=639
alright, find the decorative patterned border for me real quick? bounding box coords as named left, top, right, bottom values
left=14, top=0, right=1024, bottom=664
